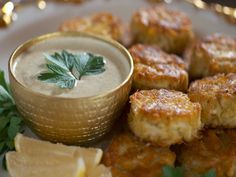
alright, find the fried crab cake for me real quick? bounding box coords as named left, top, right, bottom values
left=128, top=89, right=202, bottom=147
left=185, top=33, right=236, bottom=79
left=131, top=5, right=193, bottom=54
left=102, top=131, right=176, bottom=177
left=178, top=129, right=236, bottom=177
left=188, top=73, right=236, bottom=128
left=60, top=12, right=123, bottom=42
left=129, top=44, right=188, bottom=91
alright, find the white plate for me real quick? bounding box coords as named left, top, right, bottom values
left=0, top=0, right=236, bottom=176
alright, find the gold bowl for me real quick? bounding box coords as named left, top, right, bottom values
left=8, top=32, right=133, bottom=145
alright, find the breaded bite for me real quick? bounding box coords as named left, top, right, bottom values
left=129, top=44, right=188, bottom=91
left=178, top=129, right=236, bottom=177
left=102, top=131, right=176, bottom=177
left=60, top=12, right=123, bottom=42
left=128, top=89, right=202, bottom=147
left=131, top=5, right=193, bottom=54
left=188, top=73, right=236, bottom=128
left=185, top=33, right=236, bottom=79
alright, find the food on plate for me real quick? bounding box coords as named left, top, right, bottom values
left=102, top=131, right=176, bottom=177
left=128, top=89, right=202, bottom=147
left=178, top=129, right=236, bottom=177
left=60, top=12, right=123, bottom=42
left=188, top=73, right=236, bottom=128
left=129, top=44, right=188, bottom=91
left=3, top=2, right=236, bottom=176
left=7, top=134, right=111, bottom=177
left=185, top=33, right=236, bottom=79
left=15, top=134, right=103, bottom=168
left=6, top=152, right=86, bottom=177
left=131, top=5, right=193, bottom=54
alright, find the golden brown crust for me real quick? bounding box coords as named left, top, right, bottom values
left=59, top=12, right=123, bottom=42
left=128, top=89, right=202, bottom=147
left=188, top=74, right=236, bottom=128
left=186, top=33, right=236, bottom=79
left=189, top=73, right=236, bottom=95
left=129, top=44, right=188, bottom=91
left=131, top=5, right=193, bottom=54
left=130, top=89, right=200, bottom=120
left=129, top=44, right=185, bottom=67
left=102, top=131, right=176, bottom=177
left=178, top=129, right=236, bottom=177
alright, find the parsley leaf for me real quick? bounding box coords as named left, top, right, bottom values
left=0, top=71, right=9, bottom=92
left=38, top=50, right=106, bottom=89
left=0, top=117, right=9, bottom=133
left=8, top=116, right=22, bottom=139
left=160, top=166, right=216, bottom=177
left=0, top=69, right=24, bottom=168
left=0, top=86, right=13, bottom=103
left=161, top=166, right=184, bottom=177
left=74, top=53, right=106, bottom=79
left=202, top=169, right=216, bottom=177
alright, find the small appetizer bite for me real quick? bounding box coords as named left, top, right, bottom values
left=178, top=129, right=236, bottom=177
left=188, top=73, right=236, bottom=128
left=60, top=12, right=123, bottom=42
left=186, top=33, right=236, bottom=79
left=131, top=6, right=193, bottom=54
left=103, top=131, right=176, bottom=177
left=128, top=89, right=202, bottom=147
left=129, top=44, right=188, bottom=91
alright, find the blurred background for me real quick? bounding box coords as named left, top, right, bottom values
left=204, top=0, right=236, bottom=7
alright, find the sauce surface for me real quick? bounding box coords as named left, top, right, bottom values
left=13, top=37, right=130, bottom=98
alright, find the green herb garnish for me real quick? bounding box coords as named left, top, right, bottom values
left=161, top=165, right=184, bottom=177
left=161, top=166, right=216, bottom=177
left=38, top=50, right=106, bottom=89
left=0, top=70, right=24, bottom=166
left=202, top=169, right=217, bottom=177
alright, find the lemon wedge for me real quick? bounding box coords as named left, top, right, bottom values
left=10, top=134, right=112, bottom=177
left=6, top=151, right=86, bottom=177
left=14, top=134, right=103, bottom=168
left=87, top=165, right=112, bottom=177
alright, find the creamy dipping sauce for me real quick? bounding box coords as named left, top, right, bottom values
left=13, top=36, right=130, bottom=98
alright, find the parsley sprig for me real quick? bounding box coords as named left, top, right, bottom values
left=161, top=166, right=216, bottom=177
left=38, top=50, right=106, bottom=89
left=161, top=165, right=183, bottom=177
left=0, top=70, right=24, bottom=161
left=202, top=169, right=217, bottom=177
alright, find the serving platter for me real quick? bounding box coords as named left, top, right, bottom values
left=0, top=0, right=236, bottom=176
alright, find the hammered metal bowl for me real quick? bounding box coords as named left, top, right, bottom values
left=8, top=32, right=133, bottom=145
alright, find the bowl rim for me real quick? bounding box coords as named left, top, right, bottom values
left=8, top=31, right=134, bottom=101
